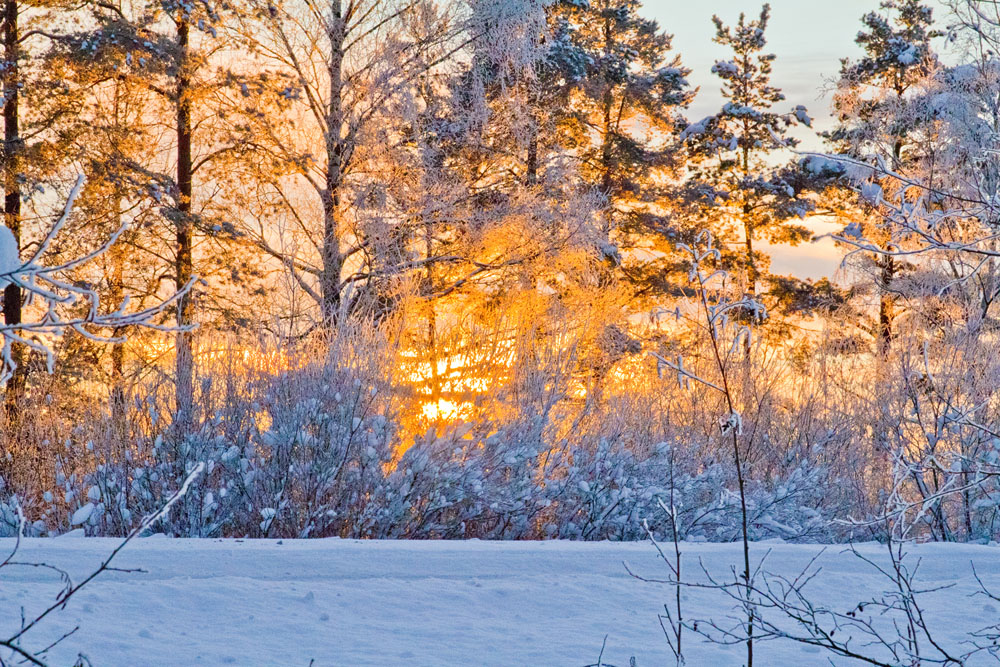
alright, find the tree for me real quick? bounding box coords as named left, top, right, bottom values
left=51, top=0, right=267, bottom=424
left=225, top=0, right=478, bottom=329
left=387, top=0, right=623, bottom=418
left=681, top=4, right=816, bottom=298
left=1, top=0, right=23, bottom=409
left=0, top=0, right=94, bottom=416
left=470, top=0, right=588, bottom=188
left=29, top=14, right=165, bottom=419
left=551, top=0, right=693, bottom=283
left=830, top=0, right=942, bottom=353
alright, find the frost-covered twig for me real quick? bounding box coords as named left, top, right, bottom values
left=0, top=463, right=204, bottom=666
left=650, top=232, right=763, bottom=666
left=673, top=542, right=964, bottom=666
left=626, top=504, right=684, bottom=665
left=0, top=175, right=194, bottom=385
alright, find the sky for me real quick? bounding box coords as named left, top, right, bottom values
left=642, top=0, right=949, bottom=280
left=652, top=0, right=903, bottom=139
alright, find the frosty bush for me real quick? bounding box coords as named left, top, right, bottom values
left=11, top=343, right=847, bottom=541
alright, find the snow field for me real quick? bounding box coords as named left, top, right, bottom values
left=0, top=538, right=997, bottom=666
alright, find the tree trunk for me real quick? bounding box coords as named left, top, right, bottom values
left=424, top=213, right=441, bottom=413
left=526, top=121, right=538, bottom=186
left=109, top=197, right=126, bottom=427
left=526, top=99, right=538, bottom=186
left=2, top=0, right=23, bottom=418
left=321, top=0, right=345, bottom=324
left=744, top=218, right=757, bottom=296
left=741, top=130, right=757, bottom=296
left=108, top=84, right=127, bottom=425
left=878, top=255, right=894, bottom=355
left=599, top=17, right=614, bottom=244
left=877, top=138, right=904, bottom=356
left=175, top=16, right=194, bottom=424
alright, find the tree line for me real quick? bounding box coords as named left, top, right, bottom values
left=3, top=0, right=1000, bottom=548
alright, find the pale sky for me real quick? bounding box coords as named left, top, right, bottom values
left=642, top=0, right=953, bottom=280
left=653, top=0, right=922, bottom=138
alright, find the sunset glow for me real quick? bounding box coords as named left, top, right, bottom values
left=2, top=0, right=998, bottom=662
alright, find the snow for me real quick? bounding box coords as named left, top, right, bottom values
left=711, top=60, right=739, bottom=77
left=793, top=105, right=812, bottom=127
left=680, top=116, right=711, bottom=140
left=0, top=224, right=17, bottom=288
left=861, top=181, right=884, bottom=204
left=802, top=155, right=846, bottom=176
left=69, top=502, right=95, bottom=526
left=898, top=44, right=918, bottom=65
left=842, top=221, right=864, bottom=239
left=0, top=539, right=998, bottom=666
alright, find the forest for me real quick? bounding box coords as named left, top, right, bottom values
left=0, top=0, right=995, bottom=554
left=8, top=0, right=1000, bottom=664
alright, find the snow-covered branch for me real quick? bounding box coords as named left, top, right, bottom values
left=0, top=176, right=194, bottom=385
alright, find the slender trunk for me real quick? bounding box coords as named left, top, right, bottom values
left=700, top=280, right=753, bottom=667
left=524, top=22, right=540, bottom=188
left=109, top=197, right=126, bottom=427
left=744, top=218, right=757, bottom=296
left=425, top=213, right=440, bottom=413
left=963, top=466, right=974, bottom=539
left=526, top=77, right=538, bottom=187
left=741, top=126, right=756, bottom=296
left=877, top=138, right=904, bottom=356
left=321, top=0, right=345, bottom=323
left=417, top=72, right=443, bottom=414
left=911, top=467, right=955, bottom=541
left=734, top=428, right=753, bottom=667
left=668, top=449, right=683, bottom=665
left=599, top=17, right=614, bottom=244
left=109, top=86, right=127, bottom=425
left=878, top=255, right=894, bottom=355
left=526, top=117, right=538, bottom=186
left=175, top=16, right=194, bottom=424
left=963, top=433, right=977, bottom=539
left=2, top=0, right=23, bottom=418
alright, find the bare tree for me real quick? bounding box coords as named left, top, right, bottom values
left=652, top=233, right=766, bottom=667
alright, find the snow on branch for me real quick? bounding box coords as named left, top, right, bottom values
left=654, top=232, right=764, bottom=406
left=0, top=463, right=204, bottom=666
left=0, top=175, right=194, bottom=385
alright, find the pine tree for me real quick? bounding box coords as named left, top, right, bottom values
left=831, top=0, right=942, bottom=353
left=0, top=1, right=92, bottom=416
left=56, top=0, right=209, bottom=420
left=484, top=0, right=590, bottom=188
left=42, top=55, right=166, bottom=418
left=552, top=0, right=692, bottom=274
left=1, top=0, right=22, bottom=411
left=53, top=0, right=261, bottom=422
left=681, top=4, right=816, bottom=298
left=396, top=0, right=617, bottom=416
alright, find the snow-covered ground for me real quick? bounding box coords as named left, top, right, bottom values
left=1, top=538, right=998, bottom=666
